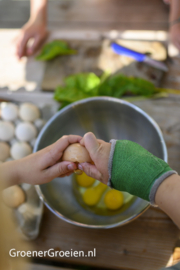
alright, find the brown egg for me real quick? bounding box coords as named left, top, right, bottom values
left=62, top=143, right=92, bottom=174
left=2, top=185, right=25, bottom=208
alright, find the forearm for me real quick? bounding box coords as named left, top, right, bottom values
left=155, top=174, right=180, bottom=228
left=0, top=161, right=20, bottom=188
left=30, top=0, right=47, bottom=23
left=169, top=0, right=180, bottom=23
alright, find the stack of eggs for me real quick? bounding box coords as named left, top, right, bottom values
left=0, top=102, right=45, bottom=162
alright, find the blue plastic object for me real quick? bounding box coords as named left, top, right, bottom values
left=111, top=43, right=146, bottom=62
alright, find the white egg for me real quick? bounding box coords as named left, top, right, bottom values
left=1, top=103, right=19, bottom=121
left=11, top=142, right=32, bottom=160
left=19, top=103, right=40, bottom=122
left=0, top=121, right=15, bottom=141
left=0, top=142, right=10, bottom=161
left=34, top=118, right=46, bottom=131
left=15, top=122, right=37, bottom=142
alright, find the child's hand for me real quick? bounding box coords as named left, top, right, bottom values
left=2, top=135, right=82, bottom=187
left=78, top=132, right=111, bottom=185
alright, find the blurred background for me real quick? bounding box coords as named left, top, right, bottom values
left=0, top=0, right=169, bottom=30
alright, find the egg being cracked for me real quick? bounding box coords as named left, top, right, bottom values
left=62, top=143, right=92, bottom=163
left=11, top=142, right=32, bottom=160
left=62, top=143, right=92, bottom=174
left=19, top=103, right=40, bottom=122
left=0, top=121, right=15, bottom=141
left=1, top=103, right=19, bottom=121
left=2, top=185, right=25, bottom=208
left=15, top=122, right=37, bottom=141
left=0, top=142, right=10, bottom=161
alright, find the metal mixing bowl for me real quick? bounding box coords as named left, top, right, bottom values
left=34, top=97, right=167, bottom=228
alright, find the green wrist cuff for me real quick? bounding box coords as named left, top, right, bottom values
left=111, top=140, right=173, bottom=202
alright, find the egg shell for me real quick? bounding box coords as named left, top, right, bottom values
left=0, top=142, right=10, bottom=161
left=62, top=143, right=92, bottom=163
left=1, top=103, right=19, bottom=121
left=11, top=142, right=32, bottom=160
left=19, top=103, right=40, bottom=122
left=15, top=122, right=37, bottom=142
left=0, top=121, right=15, bottom=141
left=34, top=118, right=46, bottom=131
left=2, top=185, right=25, bottom=208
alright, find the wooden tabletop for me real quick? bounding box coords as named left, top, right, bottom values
left=32, top=206, right=179, bottom=270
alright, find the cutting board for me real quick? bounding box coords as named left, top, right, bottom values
left=41, top=40, right=167, bottom=91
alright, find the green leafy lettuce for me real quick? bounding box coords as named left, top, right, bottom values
left=54, top=72, right=160, bottom=109
left=36, top=40, right=76, bottom=61
left=54, top=73, right=100, bottom=108
left=98, top=75, right=156, bottom=97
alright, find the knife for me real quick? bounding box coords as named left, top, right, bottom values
left=111, top=43, right=168, bottom=72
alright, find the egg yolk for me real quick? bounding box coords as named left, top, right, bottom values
left=76, top=172, right=95, bottom=187
left=104, top=190, right=124, bottom=210
left=83, top=182, right=107, bottom=206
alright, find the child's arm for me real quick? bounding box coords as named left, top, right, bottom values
left=79, top=132, right=180, bottom=228
left=0, top=135, right=82, bottom=188
left=155, top=173, right=180, bottom=227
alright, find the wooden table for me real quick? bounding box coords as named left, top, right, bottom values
left=31, top=206, right=179, bottom=270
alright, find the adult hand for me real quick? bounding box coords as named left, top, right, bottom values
left=78, top=132, right=111, bottom=185
left=14, top=19, right=48, bottom=59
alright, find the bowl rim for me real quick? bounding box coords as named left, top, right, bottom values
left=34, top=96, right=167, bottom=228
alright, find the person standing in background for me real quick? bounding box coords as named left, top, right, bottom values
left=14, top=0, right=180, bottom=59
left=14, top=0, right=48, bottom=59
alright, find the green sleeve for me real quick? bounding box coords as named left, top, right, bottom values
left=110, top=140, right=174, bottom=202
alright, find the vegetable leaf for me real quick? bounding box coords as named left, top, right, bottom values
left=36, top=40, right=76, bottom=61
left=65, top=73, right=100, bottom=93
left=54, top=73, right=100, bottom=104
left=54, top=72, right=162, bottom=109
left=99, top=75, right=156, bottom=97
